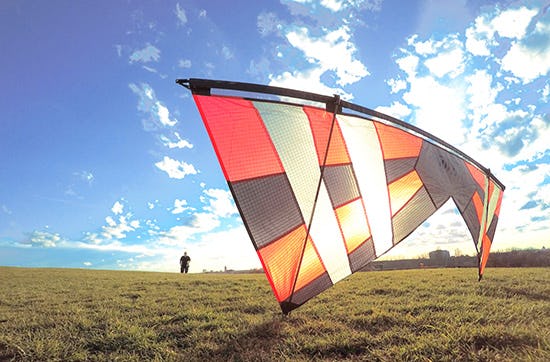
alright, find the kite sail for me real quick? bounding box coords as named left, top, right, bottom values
left=177, top=78, right=505, bottom=314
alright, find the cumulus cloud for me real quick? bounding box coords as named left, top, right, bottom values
left=401, top=72, right=467, bottom=144
left=172, top=199, right=190, bottom=214
left=129, top=43, right=161, bottom=64
left=424, top=46, right=465, bottom=78
left=25, top=230, right=61, bottom=247
left=501, top=20, right=550, bottom=84
left=465, top=6, right=538, bottom=57
left=286, top=26, right=369, bottom=87
left=386, top=78, right=407, bottom=94
left=201, top=188, right=237, bottom=218
left=102, top=214, right=140, bottom=240
left=490, top=6, right=537, bottom=39
left=155, top=156, right=197, bottom=179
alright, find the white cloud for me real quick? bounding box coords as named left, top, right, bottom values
left=102, top=214, right=140, bottom=240
left=466, top=69, right=503, bottom=124
left=386, top=78, right=407, bottom=94
left=129, top=83, right=178, bottom=130
left=178, top=59, right=192, bottom=68
left=201, top=188, right=237, bottom=218
left=189, top=226, right=258, bottom=272
left=402, top=75, right=467, bottom=144
left=395, top=54, right=419, bottom=80
left=284, top=25, right=369, bottom=87
left=27, top=230, right=61, bottom=247
left=112, top=225, right=258, bottom=273
left=501, top=20, right=550, bottom=84
left=172, top=199, right=189, bottom=214
left=156, top=212, right=219, bottom=246
left=424, top=47, right=465, bottom=78
left=111, top=201, right=124, bottom=215
left=375, top=101, right=412, bottom=120
left=321, top=0, right=343, bottom=12
left=160, top=132, right=193, bottom=149
left=83, top=232, right=102, bottom=245
left=155, top=156, right=197, bottom=179
left=269, top=68, right=353, bottom=100
left=175, top=3, right=187, bottom=25
left=465, top=22, right=492, bottom=56
left=83, top=261, right=92, bottom=266
left=465, top=6, right=538, bottom=57
left=408, top=35, right=438, bottom=55
left=156, top=103, right=177, bottom=127
left=490, top=7, right=537, bottom=39
left=129, top=43, right=160, bottom=64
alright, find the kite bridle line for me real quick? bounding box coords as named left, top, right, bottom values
left=285, top=94, right=341, bottom=315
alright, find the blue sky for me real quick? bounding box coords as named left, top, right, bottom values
left=1, top=0, right=549, bottom=273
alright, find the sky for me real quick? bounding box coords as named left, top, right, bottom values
left=1, top=0, right=549, bottom=273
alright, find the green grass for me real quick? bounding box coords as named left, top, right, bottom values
left=1, top=267, right=549, bottom=361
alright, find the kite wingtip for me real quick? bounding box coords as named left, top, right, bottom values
left=175, top=79, right=191, bottom=88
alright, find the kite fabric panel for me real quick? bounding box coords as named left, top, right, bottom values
left=186, top=80, right=504, bottom=314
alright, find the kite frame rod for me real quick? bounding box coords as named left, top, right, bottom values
left=176, top=78, right=505, bottom=190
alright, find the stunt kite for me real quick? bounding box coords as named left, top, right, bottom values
left=177, top=78, right=505, bottom=314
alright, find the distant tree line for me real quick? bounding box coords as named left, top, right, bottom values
left=365, top=247, right=550, bottom=271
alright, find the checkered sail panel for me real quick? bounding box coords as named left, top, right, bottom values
left=192, top=92, right=504, bottom=314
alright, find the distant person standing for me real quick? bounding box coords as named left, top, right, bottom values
left=180, top=252, right=191, bottom=273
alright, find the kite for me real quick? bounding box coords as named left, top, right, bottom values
left=176, top=78, right=505, bottom=314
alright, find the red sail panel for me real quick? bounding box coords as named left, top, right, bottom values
left=193, top=95, right=284, bottom=182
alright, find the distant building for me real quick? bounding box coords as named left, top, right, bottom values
left=429, top=250, right=450, bottom=265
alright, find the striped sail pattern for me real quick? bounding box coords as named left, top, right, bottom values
left=192, top=94, right=504, bottom=314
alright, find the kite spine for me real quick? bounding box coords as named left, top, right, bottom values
left=177, top=78, right=504, bottom=191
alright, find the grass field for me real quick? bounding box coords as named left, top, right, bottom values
left=1, top=266, right=549, bottom=361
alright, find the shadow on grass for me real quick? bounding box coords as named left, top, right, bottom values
left=210, top=318, right=284, bottom=360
